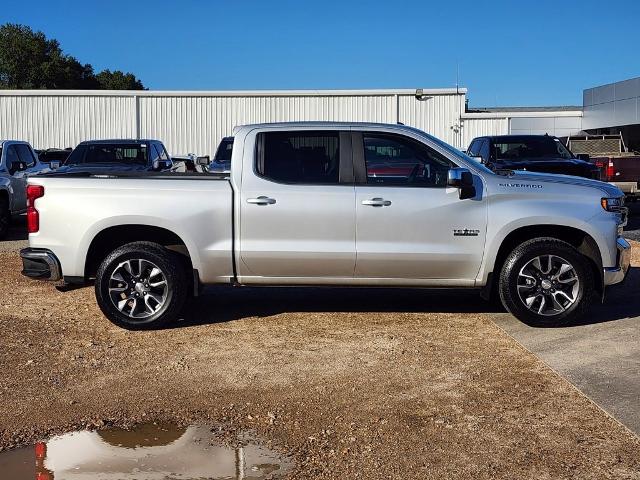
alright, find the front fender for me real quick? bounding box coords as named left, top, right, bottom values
left=477, top=214, right=614, bottom=285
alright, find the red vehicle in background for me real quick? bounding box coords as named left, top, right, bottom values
left=568, top=134, right=640, bottom=200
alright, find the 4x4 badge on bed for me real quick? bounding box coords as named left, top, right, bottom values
left=453, top=229, right=480, bottom=237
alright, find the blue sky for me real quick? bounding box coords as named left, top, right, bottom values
left=2, top=0, right=639, bottom=107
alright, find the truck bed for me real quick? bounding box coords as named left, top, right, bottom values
left=591, top=155, right=640, bottom=195
left=28, top=173, right=235, bottom=283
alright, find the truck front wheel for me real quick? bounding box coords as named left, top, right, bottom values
left=498, top=238, right=596, bottom=326
left=95, top=242, right=188, bottom=329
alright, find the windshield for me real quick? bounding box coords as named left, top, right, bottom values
left=492, top=137, right=573, bottom=161
left=66, top=144, right=148, bottom=165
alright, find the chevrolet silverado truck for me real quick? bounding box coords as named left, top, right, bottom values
left=0, top=140, right=49, bottom=239
left=20, top=122, right=631, bottom=329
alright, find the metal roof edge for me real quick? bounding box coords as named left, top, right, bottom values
left=0, top=87, right=467, bottom=97
left=462, top=110, right=583, bottom=119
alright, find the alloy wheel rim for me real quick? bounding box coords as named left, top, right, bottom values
left=108, top=259, right=168, bottom=320
left=517, top=255, right=580, bottom=317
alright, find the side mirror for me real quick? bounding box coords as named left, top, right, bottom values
left=152, top=159, right=173, bottom=171
left=468, top=154, right=484, bottom=163
left=196, top=155, right=211, bottom=166
left=447, top=167, right=476, bottom=200
left=49, top=160, right=61, bottom=170
left=576, top=153, right=590, bottom=161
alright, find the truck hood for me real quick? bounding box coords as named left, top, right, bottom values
left=490, top=157, right=599, bottom=178
left=504, top=170, right=623, bottom=197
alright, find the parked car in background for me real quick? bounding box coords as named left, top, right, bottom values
left=36, top=148, right=72, bottom=167
left=209, top=136, right=233, bottom=173
left=21, top=122, right=629, bottom=330
left=567, top=133, right=640, bottom=200
left=467, top=134, right=602, bottom=180
left=0, top=140, right=49, bottom=239
left=55, top=140, right=173, bottom=174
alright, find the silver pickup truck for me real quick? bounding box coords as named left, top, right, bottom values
left=20, top=122, right=631, bottom=329
left=0, top=140, right=49, bottom=239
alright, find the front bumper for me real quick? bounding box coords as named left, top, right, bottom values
left=603, top=237, right=631, bottom=286
left=20, top=248, right=62, bottom=281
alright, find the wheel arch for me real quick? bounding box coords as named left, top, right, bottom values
left=487, top=224, right=603, bottom=297
left=84, top=225, right=196, bottom=286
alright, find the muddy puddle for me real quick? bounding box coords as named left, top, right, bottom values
left=0, top=422, right=289, bottom=479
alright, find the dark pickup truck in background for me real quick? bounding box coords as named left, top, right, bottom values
left=467, top=134, right=601, bottom=180
left=55, top=139, right=174, bottom=174
left=208, top=136, right=233, bottom=173
left=568, top=134, right=640, bottom=200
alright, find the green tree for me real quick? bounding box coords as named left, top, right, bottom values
left=96, top=70, right=145, bottom=90
left=0, top=23, right=144, bottom=90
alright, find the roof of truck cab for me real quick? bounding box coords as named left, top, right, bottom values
left=235, top=121, right=425, bottom=136
left=484, top=135, right=560, bottom=141
left=77, top=139, right=161, bottom=145
left=239, top=121, right=414, bottom=128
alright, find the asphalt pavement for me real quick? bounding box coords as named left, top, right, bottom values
left=493, top=202, right=640, bottom=436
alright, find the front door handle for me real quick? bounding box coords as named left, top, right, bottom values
left=362, top=198, right=391, bottom=207
left=246, top=196, right=276, bottom=205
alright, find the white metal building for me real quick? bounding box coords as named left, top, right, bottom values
left=0, top=88, right=583, bottom=156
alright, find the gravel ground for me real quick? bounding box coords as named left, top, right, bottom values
left=1, top=245, right=639, bottom=479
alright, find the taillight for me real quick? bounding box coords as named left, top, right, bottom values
left=35, top=441, right=46, bottom=459
left=605, top=161, right=615, bottom=181
left=26, top=184, right=44, bottom=233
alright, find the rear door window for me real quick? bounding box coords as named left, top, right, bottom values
left=257, top=131, right=340, bottom=184
left=5, top=145, right=19, bottom=172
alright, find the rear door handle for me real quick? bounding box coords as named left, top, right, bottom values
left=362, top=198, right=391, bottom=207
left=246, top=196, right=276, bottom=205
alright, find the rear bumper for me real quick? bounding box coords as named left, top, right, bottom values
left=609, top=181, right=638, bottom=195
left=603, top=237, right=631, bottom=286
left=20, top=248, right=62, bottom=281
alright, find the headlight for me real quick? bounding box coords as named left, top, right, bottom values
left=601, top=197, right=624, bottom=212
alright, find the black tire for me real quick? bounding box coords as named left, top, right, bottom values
left=498, top=238, right=596, bottom=327
left=0, top=196, right=9, bottom=240
left=95, top=241, right=188, bottom=329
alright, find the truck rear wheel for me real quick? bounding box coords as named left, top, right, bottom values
left=0, top=196, right=9, bottom=240
left=95, top=242, right=187, bottom=329
left=498, top=238, right=596, bottom=326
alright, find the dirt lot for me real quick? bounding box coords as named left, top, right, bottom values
left=1, top=244, right=639, bottom=479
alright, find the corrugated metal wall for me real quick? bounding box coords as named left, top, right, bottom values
left=0, top=94, right=136, bottom=148
left=0, top=89, right=475, bottom=155
left=139, top=94, right=401, bottom=156
left=0, top=90, right=589, bottom=156
left=461, top=117, right=509, bottom=147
